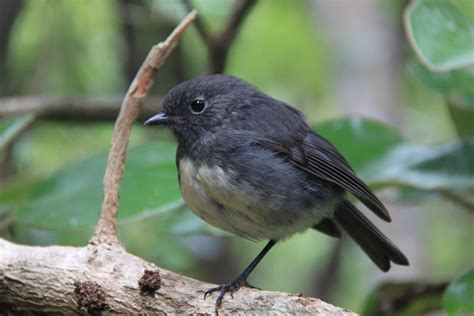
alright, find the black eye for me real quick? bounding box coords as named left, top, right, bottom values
left=190, top=100, right=206, bottom=113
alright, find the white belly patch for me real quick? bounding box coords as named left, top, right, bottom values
left=179, top=158, right=263, bottom=237
left=178, top=158, right=332, bottom=240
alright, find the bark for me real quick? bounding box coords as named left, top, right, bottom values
left=0, top=239, right=357, bottom=315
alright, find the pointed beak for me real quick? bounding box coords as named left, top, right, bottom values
left=144, top=112, right=173, bottom=125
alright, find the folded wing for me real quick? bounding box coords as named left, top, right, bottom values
left=257, top=132, right=391, bottom=222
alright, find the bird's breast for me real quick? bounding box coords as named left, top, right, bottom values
left=178, top=158, right=233, bottom=227
left=178, top=157, right=270, bottom=238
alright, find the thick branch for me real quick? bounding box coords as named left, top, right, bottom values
left=92, top=10, right=198, bottom=244
left=0, top=96, right=162, bottom=121
left=0, top=239, right=357, bottom=315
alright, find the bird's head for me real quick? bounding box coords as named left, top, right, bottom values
left=145, top=74, right=260, bottom=146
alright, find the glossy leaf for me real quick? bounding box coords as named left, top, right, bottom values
left=366, top=140, right=473, bottom=192
left=443, top=267, right=474, bottom=315
left=408, top=60, right=474, bottom=108
left=12, top=142, right=180, bottom=229
left=408, top=59, right=474, bottom=138
left=404, top=0, right=474, bottom=72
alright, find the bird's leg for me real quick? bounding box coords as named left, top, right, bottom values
left=204, top=239, right=277, bottom=312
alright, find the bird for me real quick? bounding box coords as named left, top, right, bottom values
left=144, top=74, right=409, bottom=312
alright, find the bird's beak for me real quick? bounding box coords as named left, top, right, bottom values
left=144, top=112, right=173, bottom=125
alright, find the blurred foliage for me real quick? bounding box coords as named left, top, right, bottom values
left=443, top=267, right=474, bottom=316
left=404, top=0, right=474, bottom=72
left=6, top=142, right=180, bottom=229
left=7, top=0, right=125, bottom=95
left=404, top=1, right=474, bottom=315
left=362, top=282, right=447, bottom=316
left=226, top=0, right=331, bottom=106
left=0, top=0, right=473, bottom=314
left=405, top=0, right=474, bottom=142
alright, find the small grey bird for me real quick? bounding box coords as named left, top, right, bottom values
left=145, top=74, right=409, bottom=311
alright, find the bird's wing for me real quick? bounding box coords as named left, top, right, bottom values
left=255, top=131, right=391, bottom=222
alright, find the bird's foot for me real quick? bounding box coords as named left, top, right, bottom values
left=204, top=276, right=254, bottom=312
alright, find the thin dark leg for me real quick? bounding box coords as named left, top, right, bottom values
left=237, top=239, right=277, bottom=281
left=204, top=239, right=277, bottom=313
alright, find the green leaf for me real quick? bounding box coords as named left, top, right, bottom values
left=408, top=60, right=474, bottom=108
left=443, top=267, right=474, bottom=315
left=11, top=142, right=180, bottom=230
left=408, top=59, right=474, bottom=138
left=315, top=118, right=474, bottom=192
left=315, top=117, right=404, bottom=171
left=451, top=0, right=474, bottom=21
left=366, top=140, right=474, bottom=192
left=404, top=0, right=474, bottom=72
left=448, top=102, right=474, bottom=138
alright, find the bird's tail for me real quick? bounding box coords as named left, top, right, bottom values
left=333, top=200, right=409, bottom=271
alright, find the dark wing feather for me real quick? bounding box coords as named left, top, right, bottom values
left=257, top=132, right=391, bottom=222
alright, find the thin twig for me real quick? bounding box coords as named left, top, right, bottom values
left=0, top=114, right=36, bottom=152
left=91, top=10, right=198, bottom=245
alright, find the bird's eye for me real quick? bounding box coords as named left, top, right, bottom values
left=190, top=100, right=206, bottom=114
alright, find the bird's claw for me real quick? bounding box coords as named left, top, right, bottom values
left=204, top=277, right=253, bottom=313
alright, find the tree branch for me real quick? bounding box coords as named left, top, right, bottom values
left=436, top=189, right=474, bottom=213
left=0, top=239, right=356, bottom=315
left=183, top=0, right=256, bottom=74
left=0, top=96, right=162, bottom=121
left=91, top=10, right=198, bottom=245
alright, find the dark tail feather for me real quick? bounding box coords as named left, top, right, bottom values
left=333, top=200, right=409, bottom=271
left=313, top=218, right=342, bottom=238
